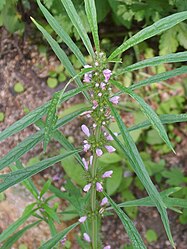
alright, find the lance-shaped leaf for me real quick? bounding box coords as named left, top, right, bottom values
left=108, top=11, right=187, bottom=60
left=117, top=51, right=187, bottom=74
left=104, top=192, right=146, bottom=249
left=60, top=0, right=94, bottom=58
left=0, top=108, right=87, bottom=170
left=31, top=17, right=90, bottom=100
left=0, top=85, right=89, bottom=142
left=0, top=203, right=36, bottom=242
left=111, top=80, right=174, bottom=152
left=37, top=0, right=85, bottom=66
left=84, top=0, right=100, bottom=52
left=0, top=150, right=79, bottom=193
left=1, top=221, right=41, bottom=249
left=39, top=222, right=79, bottom=249
left=128, top=113, right=187, bottom=132
left=108, top=104, right=175, bottom=248
left=130, top=66, right=187, bottom=90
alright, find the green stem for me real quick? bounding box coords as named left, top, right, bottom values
left=91, top=126, right=101, bottom=249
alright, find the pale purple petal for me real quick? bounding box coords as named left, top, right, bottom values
left=83, top=73, right=92, bottom=83
left=52, top=174, right=61, bottom=181
left=83, top=233, right=91, bottom=243
left=79, top=216, right=87, bottom=223
left=61, top=236, right=67, bottom=246
left=96, top=148, right=103, bottom=157
left=105, top=145, right=116, bottom=153
left=82, top=158, right=88, bottom=171
left=89, top=155, right=93, bottom=166
left=92, top=100, right=98, bottom=109
left=102, top=170, right=113, bottom=178
left=106, top=134, right=113, bottom=141
left=100, top=197, right=108, bottom=206
left=109, top=96, right=120, bottom=105
left=103, top=69, right=112, bottom=82
left=83, top=183, right=92, bottom=192
left=100, top=82, right=106, bottom=90
left=83, top=143, right=91, bottom=152
left=103, top=246, right=111, bottom=249
left=96, top=182, right=103, bottom=192
left=81, top=124, right=90, bottom=137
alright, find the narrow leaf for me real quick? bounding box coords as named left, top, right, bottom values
left=60, top=0, right=94, bottom=58
left=0, top=150, right=80, bottom=193
left=84, top=0, right=100, bottom=52
left=130, top=66, right=187, bottom=90
left=109, top=11, right=187, bottom=60
left=39, top=222, right=79, bottom=249
left=31, top=17, right=90, bottom=100
left=112, top=80, right=174, bottom=152
left=117, top=51, right=187, bottom=74
left=104, top=192, right=146, bottom=249
left=0, top=85, right=89, bottom=142
left=37, top=0, right=85, bottom=65
left=108, top=104, right=175, bottom=247
left=40, top=179, right=51, bottom=198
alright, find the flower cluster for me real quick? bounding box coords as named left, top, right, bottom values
left=78, top=52, right=120, bottom=248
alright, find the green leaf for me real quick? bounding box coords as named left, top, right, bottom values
left=99, top=152, right=121, bottom=164
left=108, top=11, right=187, bottom=60
left=129, top=66, right=187, bottom=90
left=48, top=219, right=57, bottom=237
left=40, top=179, right=51, bottom=198
left=162, top=168, right=185, bottom=186
left=0, top=204, right=36, bottom=242
left=43, top=203, right=60, bottom=223
left=117, top=52, right=187, bottom=74
left=159, top=27, right=178, bottom=55
left=128, top=113, right=187, bottom=132
left=145, top=229, right=158, bottom=243
left=0, top=108, right=87, bottom=170
left=0, top=85, right=89, bottom=142
left=31, top=17, right=89, bottom=100
left=1, top=221, right=41, bottom=249
left=60, top=0, right=94, bottom=58
left=0, top=150, right=79, bottom=193
left=104, top=192, right=146, bottom=249
left=108, top=104, right=175, bottom=247
left=38, top=222, right=79, bottom=249
left=112, top=80, right=174, bottom=152
left=37, top=0, right=85, bottom=66
left=84, top=0, right=100, bottom=52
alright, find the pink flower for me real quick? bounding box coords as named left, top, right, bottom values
left=105, top=145, right=116, bottom=153
left=103, top=246, right=111, bottom=249
left=100, top=82, right=106, bottom=90
left=96, top=148, right=103, bottom=157
left=82, top=158, right=88, bottom=171
left=83, top=65, right=92, bottom=83
left=83, top=233, right=91, bottom=243
left=83, top=143, right=91, bottom=152
left=92, top=100, right=98, bottom=109
left=100, top=197, right=108, bottom=206
left=61, top=236, right=67, bottom=246
left=96, top=182, right=103, bottom=192
left=79, top=216, right=87, bottom=223
left=109, top=96, right=120, bottom=105
left=106, top=134, right=114, bottom=141
left=81, top=124, right=90, bottom=137
left=102, top=170, right=113, bottom=178
left=103, top=69, right=112, bottom=82
left=83, top=183, right=92, bottom=192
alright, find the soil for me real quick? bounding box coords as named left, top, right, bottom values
left=0, top=28, right=187, bottom=249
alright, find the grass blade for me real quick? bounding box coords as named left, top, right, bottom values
left=109, top=11, right=187, bottom=60
left=104, top=192, right=146, bottom=249
left=0, top=85, right=89, bottom=142
left=61, top=0, right=94, bottom=58
left=108, top=103, right=175, bottom=248
left=37, top=0, right=85, bottom=66
left=84, top=0, right=100, bottom=52
left=117, top=52, right=187, bottom=74
left=112, top=80, right=174, bottom=152
left=128, top=113, right=187, bottom=132
left=39, top=222, right=79, bottom=249
left=31, top=17, right=89, bottom=100
left=130, top=66, right=187, bottom=90
left=0, top=150, right=80, bottom=193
